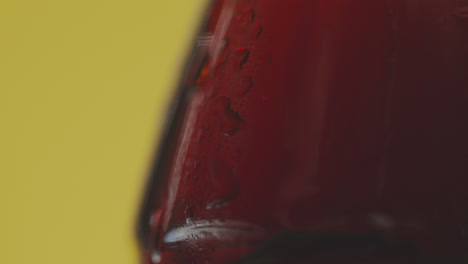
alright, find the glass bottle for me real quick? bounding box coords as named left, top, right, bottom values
left=137, top=0, right=468, bottom=263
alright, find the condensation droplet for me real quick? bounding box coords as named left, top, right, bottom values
left=151, top=251, right=162, bottom=263
left=213, top=97, right=245, bottom=136
left=237, top=76, right=254, bottom=96
left=248, top=9, right=256, bottom=22
left=222, top=104, right=245, bottom=136
left=246, top=24, right=264, bottom=40
left=255, top=24, right=263, bottom=39
left=234, top=47, right=251, bottom=69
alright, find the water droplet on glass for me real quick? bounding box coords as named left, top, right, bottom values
left=212, top=97, right=245, bottom=136
left=246, top=24, right=264, bottom=40
left=237, top=76, right=254, bottom=96
left=206, top=160, right=240, bottom=209
left=234, top=47, right=251, bottom=69
left=222, top=104, right=245, bottom=136
left=151, top=250, right=162, bottom=263
left=255, top=24, right=263, bottom=39
left=248, top=9, right=256, bottom=22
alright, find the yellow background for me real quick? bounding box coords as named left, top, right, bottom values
left=0, top=1, right=207, bottom=263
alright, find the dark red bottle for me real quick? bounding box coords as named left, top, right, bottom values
left=137, top=0, right=468, bottom=263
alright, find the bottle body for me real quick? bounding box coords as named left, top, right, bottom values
left=138, top=0, right=468, bottom=263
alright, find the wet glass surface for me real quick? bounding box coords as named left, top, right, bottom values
left=138, top=0, right=468, bottom=263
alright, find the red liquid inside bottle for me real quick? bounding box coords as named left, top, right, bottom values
left=137, top=0, right=468, bottom=263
